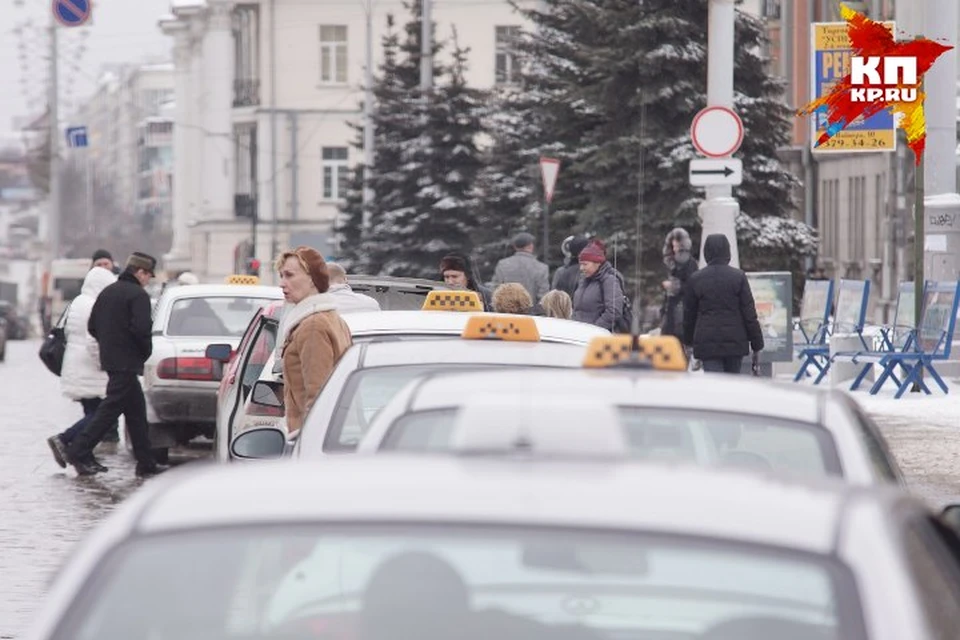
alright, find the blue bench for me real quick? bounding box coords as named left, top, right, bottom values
left=842, top=280, right=959, bottom=399
left=794, top=279, right=871, bottom=386
left=791, top=279, right=833, bottom=381
left=829, top=281, right=919, bottom=392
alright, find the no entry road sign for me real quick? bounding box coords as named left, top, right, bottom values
left=690, top=106, right=744, bottom=158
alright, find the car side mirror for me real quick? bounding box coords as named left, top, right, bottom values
left=231, top=426, right=288, bottom=460
left=205, top=343, right=233, bottom=362
left=942, top=504, right=960, bottom=531
left=251, top=379, right=284, bottom=408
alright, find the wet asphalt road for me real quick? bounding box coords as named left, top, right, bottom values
left=1, top=338, right=959, bottom=637
left=0, top=339, right=207, bottom=638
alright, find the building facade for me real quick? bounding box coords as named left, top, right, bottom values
left=69, top=64, right=175, bottom=234
left=160, top=0, right=534, bottom=282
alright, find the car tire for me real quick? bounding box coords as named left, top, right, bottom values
left=152, top=447, right=170, bottom=464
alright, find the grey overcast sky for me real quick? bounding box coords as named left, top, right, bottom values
left=1, top=0, right=173, bottom=131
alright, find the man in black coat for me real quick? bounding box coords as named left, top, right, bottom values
left=682, top=234, right=764, bottom=374
left=65, top=252, right=165, bottom=477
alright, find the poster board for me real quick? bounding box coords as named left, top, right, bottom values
left=810, top=21, right=897, bottom=153
left=745, top=271, right=793, bottom=363
left=917, top=282, right=959, bottom=355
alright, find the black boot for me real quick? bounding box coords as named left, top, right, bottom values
left=136, top=462, right=169, bottom=478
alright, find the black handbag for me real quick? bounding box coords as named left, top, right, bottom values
left=39, top=302, right=71, bottom=376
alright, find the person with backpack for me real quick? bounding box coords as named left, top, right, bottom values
left=572, top=239, right=632, bottom=333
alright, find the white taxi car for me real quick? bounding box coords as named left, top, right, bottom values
left=351, top=335, right=904, bottom=486
left=141, top=280, right=283, bottom=461
left=224, top=291, right=608, bottom=461
left=23, top=457, right=960, bottom=640
left=229, top=314, right=599, bottom=461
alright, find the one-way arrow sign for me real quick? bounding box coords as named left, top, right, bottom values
left=689, top=158, right=742, bottom=186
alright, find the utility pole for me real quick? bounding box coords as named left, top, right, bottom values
left=48, top=16, right=61, bottom=261
left=921, top=0, right=960, bottom=282
left=697, top=0, right=740, bottom=267
left=420, top=0, right=432, bottom=90
left=269, top=0, right=280, bottom=279
left=362, top=0, right=375, bottom=230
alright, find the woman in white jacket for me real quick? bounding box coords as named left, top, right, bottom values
left=46, top=266, right=117, bottom=469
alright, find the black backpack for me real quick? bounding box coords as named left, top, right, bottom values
left=39, top=302, right=71, bottom=376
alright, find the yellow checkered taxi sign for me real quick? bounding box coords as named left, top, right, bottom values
left=582, top=335, right=687, bottom=371
left=461, top=314, right=541, bottom=342
left=226, top=274, right=260, bottom=285
left=421, top=289, right=483, bottom=312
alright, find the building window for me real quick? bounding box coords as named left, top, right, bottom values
left=495, top=26, right=522, bottom=85
left=762, top=0, right=781, bottom=19
left=233, top=5, right=261, bottom=106
left=322, top=147, right=349, bottom=200
left=319, top=25, right=348, bottom=84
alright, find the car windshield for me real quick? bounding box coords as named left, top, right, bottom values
left=55, top=525, right=862, bottom=640
left=321, top=364, right=496, bottom=452
left=380, top=407, right=842, bottom=477
left=347, top=284, right=436, bottom=310
left=166, top=297, right=276, bottom=337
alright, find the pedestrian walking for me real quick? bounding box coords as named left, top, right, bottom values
left=491, top=232, right=550, bottom=302
left=551, top=235, right=590, bottom=299
left=276, top=247, right=353, bottom=433
left=64, top=252, right=165, bottom=477
left=660, top=227, right=698, bottom=339
left=572, top=239, right=631, bottom=332
left=91, top=249, right=123, bottom=442
left=682, top=234, right=764, bottom=374
left=439, top=254, right=493, bottom=310
left=46, top=266, right=116, bottom=470
left=326, top=263, right=381, bottom=313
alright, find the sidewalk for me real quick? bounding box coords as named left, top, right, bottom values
left=854, top=378, right=960, bottom=507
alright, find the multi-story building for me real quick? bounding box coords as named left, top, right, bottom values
left=745, top=0, right=913, bottom=322
left=160, top=0, right=533, bottom=282
left=68, top=63, right=175, bottom=233
left=137, top=110, right=174, bottom=235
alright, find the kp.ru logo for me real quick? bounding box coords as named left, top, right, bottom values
left=798, top=3, right=952, bottom=164
left=849, top=56, right=918, bottom=103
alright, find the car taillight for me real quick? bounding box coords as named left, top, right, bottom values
left=157, top=357, right=216, bottom=381
left=247, top=402, right=284, bottom=417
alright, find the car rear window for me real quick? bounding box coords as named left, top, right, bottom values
left=166, top=297, right=276, bottom=337
left=54, top=524, right=866, bottom=640
left=378, top=406, right=842, bottom=478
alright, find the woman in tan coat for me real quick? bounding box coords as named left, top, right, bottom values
left=275, top=246, right=353, bottom=432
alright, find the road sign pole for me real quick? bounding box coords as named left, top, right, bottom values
left=48, top=13, right=60, bottom=261
left=913, top=150, right=924, bottom=392
left=698, top=0, right=740, bottom=268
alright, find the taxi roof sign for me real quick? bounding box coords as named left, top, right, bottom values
left=582, top=335, right=687, bottom=371
left=461, top=314, right=541, bottom=342
left=226, top=274, right=260, bottom=285
left=421, top=289, right=483, bottom=312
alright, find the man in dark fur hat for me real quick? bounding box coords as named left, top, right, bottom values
left=439, top=254, right=493, bottom=311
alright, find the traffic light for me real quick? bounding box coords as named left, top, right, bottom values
left=245, top=257, right=261, bottom=276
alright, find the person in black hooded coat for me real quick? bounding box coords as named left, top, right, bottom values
left=682, top=234, right=764, bottom=374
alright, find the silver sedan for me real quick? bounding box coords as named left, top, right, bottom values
left=355, top=366, right=904, bottom=486
left=22, top=458, right=960, bottom=640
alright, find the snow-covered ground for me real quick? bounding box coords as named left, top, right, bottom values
left=856, top=379, right=960, bottom=507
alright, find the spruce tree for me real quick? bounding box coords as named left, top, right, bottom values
left=334, top=123, right=366, bottom=270
left=362, top=3, right=490, bottom=279
left=495, top=0, right=813, bottom=307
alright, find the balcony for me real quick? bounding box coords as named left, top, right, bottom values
left=235, top=194, right=258, bottom=219
left=233, top=78, right=261, bottom=108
